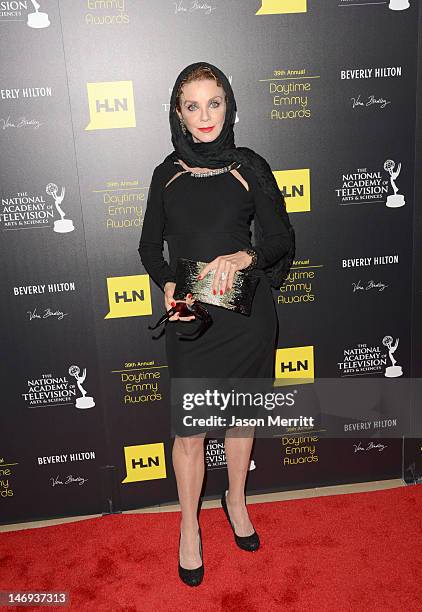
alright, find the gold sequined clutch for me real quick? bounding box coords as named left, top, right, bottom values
left=173, top=257, right=260, bottom=316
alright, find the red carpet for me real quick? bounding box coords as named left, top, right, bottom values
left=1, top=485, right=422, bottom=611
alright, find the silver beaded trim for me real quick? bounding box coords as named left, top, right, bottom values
left=243, top=248, right=258, bottom=271
left=174, top=161, right=240, bottom=178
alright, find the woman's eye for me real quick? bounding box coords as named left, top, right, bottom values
left=186, top=101, right=220, bottom=111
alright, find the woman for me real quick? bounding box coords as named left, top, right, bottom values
left=138, top=61, right=295, bottom=587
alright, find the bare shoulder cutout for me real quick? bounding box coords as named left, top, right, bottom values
left=164, top=170, right=188, bottom=189
left=230, top=168, right=250, bottom=192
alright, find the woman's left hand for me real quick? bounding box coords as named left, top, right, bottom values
left=197, top=251, right=253, bottom=295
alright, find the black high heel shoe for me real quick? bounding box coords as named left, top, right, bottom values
left=178, top=527, right=204, bottom=587
left=221, top=489, right=260, bottom=552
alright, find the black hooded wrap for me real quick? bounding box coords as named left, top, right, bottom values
left=163, top=61, right=295, bottom=289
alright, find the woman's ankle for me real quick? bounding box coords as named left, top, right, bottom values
left=180, top=519, right=199, bottom=533
left=226, top=489, right=246, bottom=507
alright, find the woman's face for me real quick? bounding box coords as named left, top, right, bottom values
left=176, top=78, right=226, bottom=143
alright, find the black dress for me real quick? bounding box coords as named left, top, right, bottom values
left=138, top=159, right=291, bottom=435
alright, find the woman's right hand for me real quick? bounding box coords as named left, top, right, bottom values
left=164, top=282, right=196, bottom=321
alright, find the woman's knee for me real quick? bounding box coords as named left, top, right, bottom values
left=174, top=433, right=206, bottom=456
left=225, top=425, right=255, bottom=438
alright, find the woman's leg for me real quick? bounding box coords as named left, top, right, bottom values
left=224, top=426, right=256, bottom=536
left=172, top=432, right=206, bottom=569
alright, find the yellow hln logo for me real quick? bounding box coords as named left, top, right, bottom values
left=275, top=346, right=314, bottom=382
left=122, top=443, right=167, bottom=483
left=105, top=274, right=152, bottom=319
left=273, top=169, right=310, bottom=212
left=86, top=81, right=136, bottom=130
left=256, top=0, right=307, bottom=15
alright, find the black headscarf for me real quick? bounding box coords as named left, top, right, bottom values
left=163, top=61, right=295, bottom=289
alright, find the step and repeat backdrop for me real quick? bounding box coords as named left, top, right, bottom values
left=1, top=0, right=421, bottom=524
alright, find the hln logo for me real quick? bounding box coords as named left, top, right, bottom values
left=275, top=346, right=314, bottom=382
left=85, top=81, right=136, bottom=130
left=256, top=0, right=307, bottom=15
left=122, top=443, right=167, bottom=483
left=273, top=169, right=310, bottom=212
left=115, top=289, right=143, bottom=302
left=105, top=274, right=152, bottom=319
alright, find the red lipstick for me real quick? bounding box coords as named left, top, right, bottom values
left=198, top=126, right=215, bottom=132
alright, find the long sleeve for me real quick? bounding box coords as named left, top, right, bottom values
left=138, top=165, right=176, bottom=291
left=249, top=170, right=292, bottom=270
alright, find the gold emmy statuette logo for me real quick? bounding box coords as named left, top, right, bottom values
left=105, top=274, right=152, bottom=319
left=122, top=443, right=167, bottom=483
left=256, top=0, right=307, bottom=15
left=274, top=346, right=314, bottom=384
left=86, top=81, right=136, bottom=130
left=273, top=169, right=310, bottom=213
